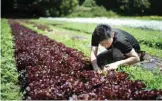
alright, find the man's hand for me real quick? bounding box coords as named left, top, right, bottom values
left=103, top=62, right=119, bottom=71
left=93, top=66, right=102, bottom=74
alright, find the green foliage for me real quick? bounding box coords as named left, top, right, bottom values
left=96, top=0, right=151, bottom=15
left=68, top=6, right=118, bottom=17
left=82, top=0, right=96, bottom=7
left=2, top=0, right=162, bottom=17
left=2, top=0, right=78, bottom=17
left=120, top=66, right=162, bottom=89
left=44, top=0, right=79, bottom=16
left=60, top=0, right=78, bottom=16
left=117, top=0, right=150, bottom=15
left=1, top=19, right=22, bottom=100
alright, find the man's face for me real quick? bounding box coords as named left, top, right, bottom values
left=99, top=38, right=113, bottom=48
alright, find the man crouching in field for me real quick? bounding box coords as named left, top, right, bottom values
left=91, top=24, right=144, bottom=73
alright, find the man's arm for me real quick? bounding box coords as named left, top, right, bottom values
left=104, top=48, right=140, bottom=70
left=116, top=48, right=140, bottom=66
left=91, top=46, right=101, bottom=71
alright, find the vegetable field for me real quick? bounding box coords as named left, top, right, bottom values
left=1, top=19, right=162, bottom=100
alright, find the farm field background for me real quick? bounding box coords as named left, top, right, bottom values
left=1, top=18, right=162, bottom=100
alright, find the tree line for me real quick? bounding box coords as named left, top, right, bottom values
left=2, top=0, right=162, bottom=18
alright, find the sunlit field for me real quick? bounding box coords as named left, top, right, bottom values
left=1, top=18, right=162, bottom=100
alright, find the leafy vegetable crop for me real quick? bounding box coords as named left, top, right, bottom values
left=1, top=19, right=22, bottom=100
left=9, top=20, right=162, bottom=100
left=20, top=20, right=53, bottom=32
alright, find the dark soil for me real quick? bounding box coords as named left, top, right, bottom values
left=135, top=53, right=162, bottom=71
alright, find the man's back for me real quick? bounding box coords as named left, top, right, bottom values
left=110, top=28, right=140, bottom=53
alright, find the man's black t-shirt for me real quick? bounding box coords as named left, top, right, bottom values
left=91, top=28, right=140, bottom=54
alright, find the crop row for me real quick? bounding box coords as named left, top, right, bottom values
left=19, top=20, right=53, bottom=32
left=37, top=20, right=162, bottom=49
left=9, top=20, right=162, bottom=100
left=1, top=19, right=22, bottom=100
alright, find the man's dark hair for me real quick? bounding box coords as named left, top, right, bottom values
left=93, top=24, right=112, bottom=42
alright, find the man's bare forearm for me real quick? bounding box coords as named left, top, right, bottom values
left=115, top=56, right=140, bottom=66
left=115, top=49, right=140, bottom=66
left=91, top=46, right=100, bottom=69
left=91, top=52, right=100, bottom=69
left=91, top=59, right=99, bottom=68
